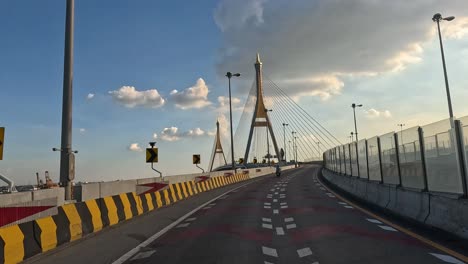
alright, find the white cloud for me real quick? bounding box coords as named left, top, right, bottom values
left=79, top=128, right=86, bottom=133
left=159, top=126, right=211, bottom=142
left=214, top=0, right=468, bottom=100
left=152, top=133, right=158, bottom=139
left=217, top=96, right=242, bottom=112
left=109, top=86, right=165, bottom=108
left=365, top=109, right=392, bottom=119
left=170, top=78, right=212, bottom=110
left=214, top=0, right=267, bottom=32
left=160, top=127, right=180, bottom=142
left=87, top=93, right=95, bottom=100
left=128, top=143, right=142, bottom=152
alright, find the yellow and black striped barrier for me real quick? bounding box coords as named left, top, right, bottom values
left=0, top=172, right=251, bottom=264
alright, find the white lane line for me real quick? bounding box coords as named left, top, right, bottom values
left=378, top=225, right=398, bottom=232
left=130, top=250, right=156, bottom=260
left=366, top=218, right=382, bottom=224
left=284, top=217, right=294, bottom=222
left=276, top=227, right=285, bottom=235
left=112, top=179, right=261, bottom=264
left=275, top=192, right=279, bottom=194
left=264, top=202, right=271, bottom=205
left=202, top=206, right=212, bottom=210
left=264, top=206, right=272, bottom=209
left=262, top=223, right=273, bottom=229
left=185, top=217, right=197, bottom=222
left=344, top=205, right=354, bottom=209
left=286, top=224, right=297, bottom=229
left=429, top=253, right=465, bottom=264
left=270, top=189, right=275, bottom=191
left=262, top=246, right=278, bottom=257
left=280, top=189, right=286, bottom=191
left=338, top=202, right=347, bottom=205
left=280, top=205, right=288, bottom=209
left=262, top=217, right=272, bottom=222
left=297, top=247, right=313, bottom=258
left=311, top=262, right=320, bottom=264
left=280, top=202, right=287, bottom=205
left=273, top=199, right=278, bottom=202
left=273, top=209, right=279, bottom=214
left=264, top=262, right=274, bottom=264
left=176, top=223, right=190, bottom=228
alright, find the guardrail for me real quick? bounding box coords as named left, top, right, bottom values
left=323, top=116, right=468, bottom=197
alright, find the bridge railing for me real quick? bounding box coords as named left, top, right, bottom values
left=323, top=116, right=468, bottom=197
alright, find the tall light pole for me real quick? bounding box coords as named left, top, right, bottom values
left=226, top=72, right=241, bottom=171
left=316, top=141, right=321, bottom=160
left=59, top=0, right=75, bottom=200
left=433, top=13, right=455, bottom=126
left=351, top=103, right=363, bottom=142
left=265, top=109, right=273, bottom=166
left=282, top=123, right=288, bottom=162
left=294, top=136, right=298, bottom=167
left=397, top=123, right=405, bottom=145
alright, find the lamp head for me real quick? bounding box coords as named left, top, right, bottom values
left=444, top=16, right=455, bottom=21
left=149, top=142, right=156, bottom=148
left=432, top=13, right=442, bottom=22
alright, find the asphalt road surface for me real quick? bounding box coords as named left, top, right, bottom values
left=26, top=165, right=467, bottom=264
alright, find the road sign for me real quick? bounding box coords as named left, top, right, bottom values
left=136, top=181, right=169, bottom=196
left=146, top=148, right=158, bottom=163
left=0, top=127, right=4, bottom=160
left=193, top=154, right=200, bottom=164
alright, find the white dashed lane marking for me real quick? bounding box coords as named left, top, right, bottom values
left=185, top=217, right=196, bottom=222
left=429, top=253, right=465, bottom=264
left=284, top=217, right=294, bottom=222
left=176, top=223, right=190, bottom=228
left=378, top=225, right=398, bottom=232
left=280, top=205, right=288, bottom=209
left=262, top=217, right=272, bottom=222
left=286, top=224, right=297, bottom=229
left=264, top=206, right=272, bottom=209
left=273, top=199, right=278, bottom=202
left=262, top=223, right=273, bottom=229
left=276, top=227, right=285, bottom=235
left=344, top=205, right=354, bottom=209
left=280, top=202, right=287, bottom=205
left=130, top=250, right=156, bottom=260
left=262, top=246, right=278, bottom=257
left=264, top=202, right=271, bottom=206
left=273, top=209, right=279, bottom=214
left=297, top=247, right=313, bottom=258
left=366, top=218, right=382, bottom=224
left=338, top=202, right=347, bottom=205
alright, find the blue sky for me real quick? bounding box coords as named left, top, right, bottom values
left=1, top=0, right=468, bottom=184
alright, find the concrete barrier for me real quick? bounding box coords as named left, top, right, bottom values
left=322, top=169, right=468, bottom=240
left=0, top=169, right=278, bottom=264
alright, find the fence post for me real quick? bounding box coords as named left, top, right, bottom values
left=365, top=140, right=370, bottom=180
left=454, top=120, right=468, bottom=197
left=355, top=141, right=360, bottom=177
left=418, top=127, right=429, bottom=192
left=377, top=137, right=383, bottom=184
left=348, top=144, right=352, bottom=177
left=394, top=133, right=402, bottom=187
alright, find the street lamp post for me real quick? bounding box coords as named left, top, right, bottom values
left=265, top=109, right=273, bottom=166
left=282, top=123, right=289, bottom=162
left=292, top=131, right=297, bottom=167
left=432, top=13, right=455, bottom=126
left=59, top=0, right=75, bottom=200
left=226, top=72, right=241, bottom=171
left=351, top=103, right=363, bottom=142
left=316, top=141, right=321, bottom=160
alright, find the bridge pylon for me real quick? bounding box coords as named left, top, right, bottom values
left=243, top=53, right=280, bottom=165
left=209, top=119, right=228, bottom=172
